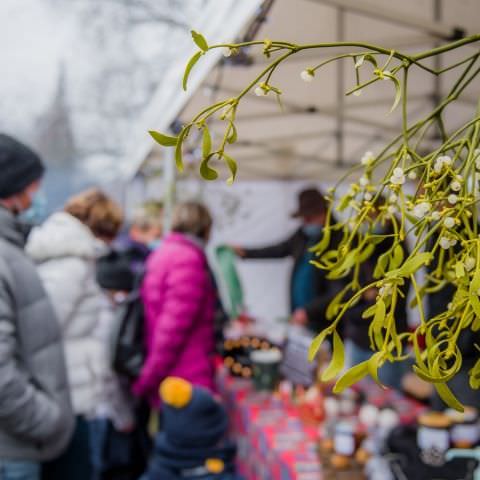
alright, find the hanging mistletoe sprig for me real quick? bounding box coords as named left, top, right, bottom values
left=150, top=30, right=480, bottom=410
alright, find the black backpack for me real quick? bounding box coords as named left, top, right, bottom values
left=109, top=284, right=145, bottom=380
left=96, top=250, right=146, bottom=380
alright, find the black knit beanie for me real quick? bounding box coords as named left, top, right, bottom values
left=0, top=134, right=45, bottom=199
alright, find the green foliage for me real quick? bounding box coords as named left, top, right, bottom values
left=183, top=51, right=203, bottom=91
left=149, top=131, right=178, bottom=146
left=149, top=31, right=480, bottom=410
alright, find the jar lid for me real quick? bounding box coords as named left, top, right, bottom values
left=335, top=420, right=356, bottom=434
left=250, top=348, right=282, bottom=363
left=418, top=411, right=452, bottom=429
left=446, top=407, right=478, bottom=424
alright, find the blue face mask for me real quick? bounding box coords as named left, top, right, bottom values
left=302, top=224, right=323, bottom=238
left=148, top=239, right=162, bottom=251
left=19, top=190, right=47, bottom=225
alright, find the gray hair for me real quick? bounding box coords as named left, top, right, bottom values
left=172, top=201, right=212, bottom=239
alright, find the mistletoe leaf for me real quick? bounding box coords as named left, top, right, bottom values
left=333, top=361, right=369, bottom=394
left=227, top=122, right=237, bottom=144
left=174, top=126, right=190, bottom=172
left=320, top=330, right=344, bottom=382
left=149, top=130, right=178, bottom=147
left=367, top=351, right=385, bottom=387
left=310, top=227, right=331, bottom=256
left=434, top=382, right=464, bottom=412
left=327, top=249, right=358, bottom=279
left=326, top=284, right=351, bottom=320
left=391, top=244, right=404, bottom=270
left=455, top=261, right=465, bottom=279
left=369, top=299, right=386, bottom=349
left=183, top=51, right=203, bottom=91
left=374, top=250, right=391, bottom=279
left=383, top=72, right=402, bottom=114
left=202, top=125, right=212, bottom=158
left=387, top=253, right=432, bottom=279
left=222, top=152, right=237, bottom=185
left=358, top=244, right=375, bottom=263
left=199, top=153, right=218, bottom=181
left=308, top=329, right=331, bottom=362
left=362, top=303, right=377, bottom=319
left=191, top=30, right=208, bottom=52
left=470, top=295, right=480, bottom=318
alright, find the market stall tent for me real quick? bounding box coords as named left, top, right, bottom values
left=127, top=0, right=480, bottom=182
left=124, top=0, right=480, bottom=322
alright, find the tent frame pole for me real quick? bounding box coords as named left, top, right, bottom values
left=335, top=6, right=345, bottom=167
left=308, top=0, right=464, bottom=40
left=162, top=146, right=176, bottom=234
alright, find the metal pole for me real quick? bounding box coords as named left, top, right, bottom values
left=308, top=0, right=463, bottom=40
left=433, top=0, right=443, bottom=137
left=335, top=6, right=345, bottom=167
left=162, top=146, right=176, bottom=234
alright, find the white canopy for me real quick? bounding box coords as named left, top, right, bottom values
left=125, top=0, right=479, bottom=322
left=131, top=0, right=480, bottom=183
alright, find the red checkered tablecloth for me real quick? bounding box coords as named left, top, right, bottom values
left=218, top=370, right=323, bottom=480
left=217, top=370, right=426, bottom=480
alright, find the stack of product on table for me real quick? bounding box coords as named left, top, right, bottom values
left=218, top=322, right=480, bottom=480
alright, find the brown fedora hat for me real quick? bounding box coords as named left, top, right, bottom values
left=291, top=187, right=327, bottom=218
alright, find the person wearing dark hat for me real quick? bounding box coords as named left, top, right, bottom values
left=141, top=377, right=243, bottom=480
left=0, top=134, right=74, bottom=479
left=232, top=187, right=344, bottom=332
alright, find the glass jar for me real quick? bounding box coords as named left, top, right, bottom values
left=417, top=411, right=452, bottom=466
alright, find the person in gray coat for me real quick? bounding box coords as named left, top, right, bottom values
left=0, top=134, right=74, bottom=480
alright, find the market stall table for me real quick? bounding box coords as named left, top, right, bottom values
left=217, top=369, right=427, bottom=480
left=218, top=369, right=323, bottom=480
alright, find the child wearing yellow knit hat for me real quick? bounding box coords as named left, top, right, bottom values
left=140, top=377, right=243, bottom=480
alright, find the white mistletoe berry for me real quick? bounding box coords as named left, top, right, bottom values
left=444, top=217, right=456, bottom=229
left=408, top=170, right=418, bottom=180
left=431, top=211, right=441, bottom=221
left=359, top=176, right=369, bottom=187
left=300, top=70, right=314, bottom=82
left=413, top=202, right=431, bottom=219
left=388, top=205, right=398, bottom=215
left=361, top=151, right=374, bottom=166
left=254, top=86, right=267, bottom=96
left=465, top=257, right=476, bottom=271
left=390, top=174, right=405, bottom=185
left=440, top=237, right=452, bottom=249
left=447, top=194, right=458, bottom=205
left=451, top=181, right=462, bottom=192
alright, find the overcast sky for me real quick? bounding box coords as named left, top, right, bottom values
left=0, top=0, right=211, bottom=191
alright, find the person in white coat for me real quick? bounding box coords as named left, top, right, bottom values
left=26, top=188, right=132, bottom=480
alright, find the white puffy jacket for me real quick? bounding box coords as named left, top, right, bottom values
left=26, top=212, right=117, bottom=418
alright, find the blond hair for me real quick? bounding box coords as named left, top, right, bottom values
left=64, top=188, right=123, bottom=240
left=172, top=201, right=212, bottom=240
left=132, top=200, right=163, bottom=231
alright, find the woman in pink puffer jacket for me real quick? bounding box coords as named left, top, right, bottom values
left=133, top=202, right=216, bottom=405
